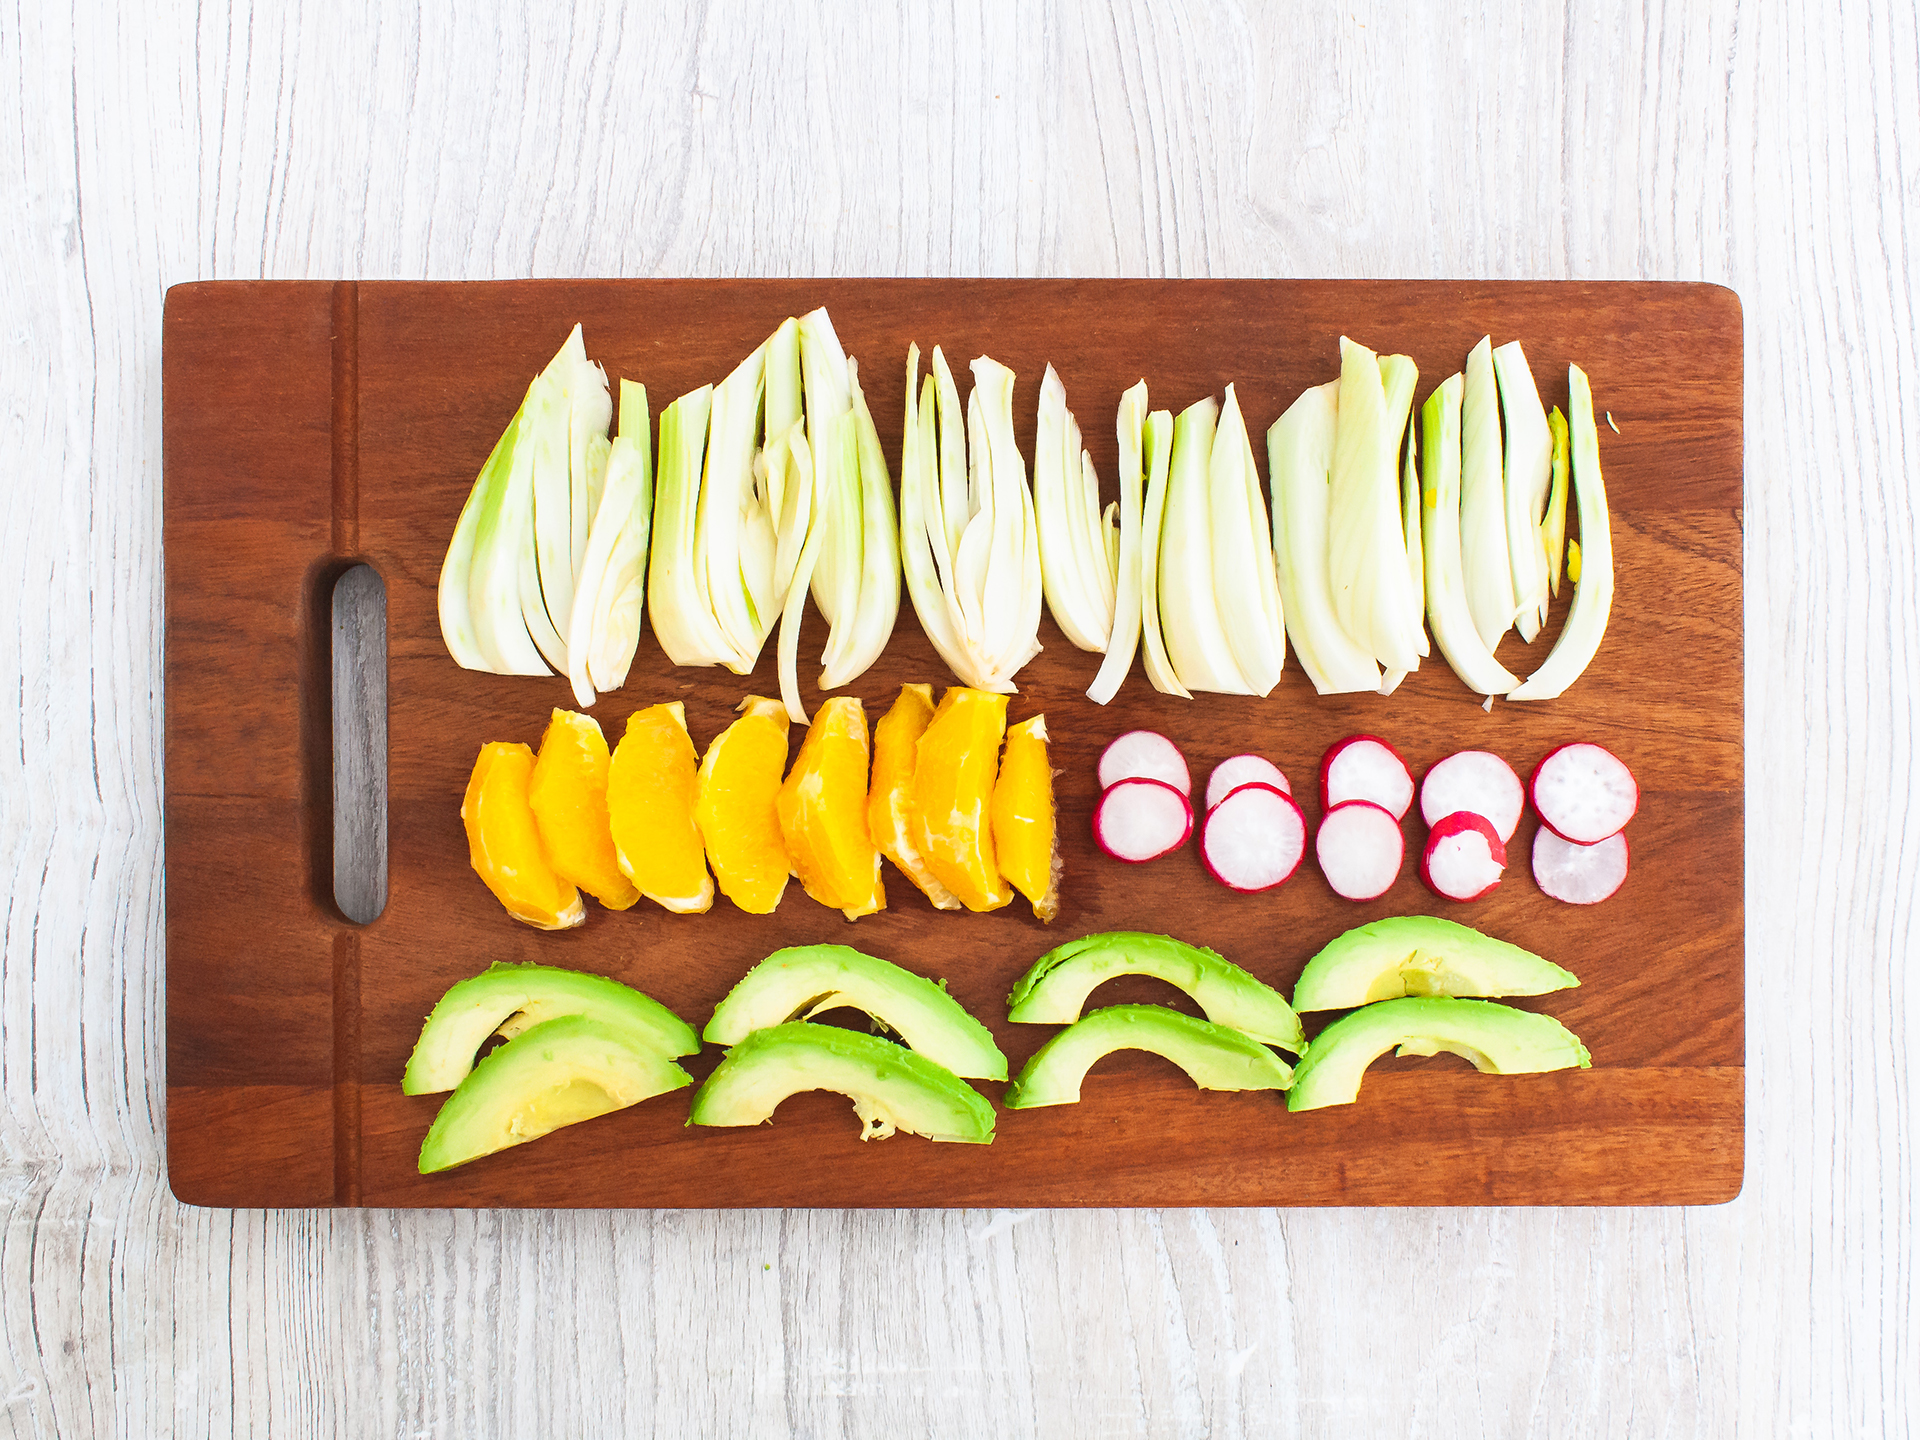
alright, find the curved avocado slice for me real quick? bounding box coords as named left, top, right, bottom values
left=1291, top=916, right=1578, bottom=1012
left=1287, top=996, right=1590, bottom=1111
left=688, top=1022, right=995, bottom=1143
left=1003, top=1004, right=1294, bottom=1109
left=418, top=1014, right=693, bottom=1173
left=403, top=962, right=699, bottom=1095
left=1006, top=931, right=1305, bottom=1054
left=705, top=944, right=1006, bottom=1080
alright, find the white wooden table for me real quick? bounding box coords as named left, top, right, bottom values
left=3, top=3, right=1912, bottom=1435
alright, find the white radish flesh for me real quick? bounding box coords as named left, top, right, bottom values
left=1320, top=735, right=1415, bottom=820
left=1420, top=811, right=1507, bottom=902
left=1093, top=779, right=1194, bottom=863
left=1200, top=784, right=1306, bottom=892
left=1420, top=751, right=1525, bottom=842
left=1098, top=730, right=1191, bottom=796
left=1531, top=742, right=1638, bottom=843
left=1533, top=827, right=1630, bottom=904
left=1205, top=755, right=1291, bottom=811
left=1315, top=800, right=1405, bottom=901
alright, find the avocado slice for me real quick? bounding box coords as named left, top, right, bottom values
left=1003, top=1004, right=1294, bottom=1109
left=704, top=944, right=1007, bottom=1080
left=1286, top=996, right=1591, bottom=1111
left=418, top=1014, right=693, bottom=1173
left=688, top=1022, right=995, bottom=1143
left=1006, top=931, right=1305, bottom=1054
left=1290, top=916, right=1579, bottom=1012
left=403, top=961, right=699, bottom=1095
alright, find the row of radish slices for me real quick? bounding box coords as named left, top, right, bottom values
left=1093, top=731, right=1637, bottom=905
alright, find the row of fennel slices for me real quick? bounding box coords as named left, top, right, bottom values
left=462, top=683, right=1059, bottom=929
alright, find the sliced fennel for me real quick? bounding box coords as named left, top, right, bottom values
left=438, top=414, right=527, bottom=672
left=565, top=380, right=655, bottom=708
left=1159, top=396, right=1253, bottom=694
left=1268, top=380, right=1380, bottom=694
left=1208, top=386, right=1286, bottom=696
left=1508, top=365, right=1612, bottom=700
left=1087, top=381, right=1149, bottom=704
left=1543, top=404, right=1570, bottom=599
left=1494, top=340, right=1551, bottom=642
left=1420, top=374, right=1519, bottom=696
left=1460, top=336, right=1513, bottom=654
left=1136, top=407, right=1189, bottom=698
left=647, top=384, right=731, bottom=667
left=899, top=347, right=1042, bottom=692
left=1328, top=337, right=1422, bottom=673
left=1374, top=349, right=1425, bottom=696
left=699, top=339, right=771, bottom=669
left=1035, top=366, right=1118, bottom=653
left=527, top=327, right=613, bottom=671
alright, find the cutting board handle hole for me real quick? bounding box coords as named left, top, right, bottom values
left=331, top=564, right=387, bottom=924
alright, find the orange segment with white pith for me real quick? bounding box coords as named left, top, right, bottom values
left=776, top=696, right=885, bottom=919
left=867, top=683, right=961, bottom=911
left=911, top=687, right=1013, bottom=913
left=528, top=709, right=641, bottom=910
left=462, top=741, right=586, bottom=930
left=606, top=702, right=714, bottom=913
left=695, top=695, right=792, bottom=915
left=991, top=714, right=1059, bottom=922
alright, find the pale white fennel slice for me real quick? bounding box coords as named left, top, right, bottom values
left=1494, top=340, right=1552, bottom=643
left=1268, top=379, right=1380, bottom=694
left=1460, top=335, right=1514, bottom=654
left=565, top=379, right=654, bottom=708
left=1508, top=365, right=1613, bottom=700
left=1158, top=395, right=1252, bottom=694
left=1208, top=384, right=1285, bottom=697
left=1420, top=373, right=1520, bottom=696
left=1328, top=337, right=1422, bottom=673
left=1087, top=380, right=1150, bottom=704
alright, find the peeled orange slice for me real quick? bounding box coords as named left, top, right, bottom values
left=462, top=741, right=586, bottom=930
left=695, top=695, right=792, bottom=914
left=776, top=696, right=885, bottom=919
left=991, top=714, right=1059, bottom=921
left=911, top=688, right=1013, bottom=913
left=607, top=702, right=714, bottom=913
left=867, top=684, right=961, bottom=911
left=528, top=709, right=641, bottom=910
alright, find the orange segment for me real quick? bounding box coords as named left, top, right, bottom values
left=775, top=696, right=885, bottom=919
left=695, top=695, right=792, bottom=914
left=991, top=714, right=1059, bottom=922
left=607, top=702, right=714, bottom=913
left=911, top=688, right=1013, bottom=913
left=868, top=684, right=961, bottom=911
left=462, top=742, right=586, bottom=930
left=528, top=709, right=641, bottom=911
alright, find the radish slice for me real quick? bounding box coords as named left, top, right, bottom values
left=1320, top=735, right=1415, bottom=819
left=1314, top=800, right=1405, bottom=901
left=1204, top=754, right=1291, bottom=811
left=1199, top=783, right=1306, bottom=892
left=1420, top=751, right=1525, bottom=841
left=1092, top=778, right=1193, bottom=863
left=1420, top=811, right=1507, bottom=901
left=1097, top=730, right=1191, bottom=796
left=1530, top=742, right=1638, bottom=843
left=1533, top=827, right=1630, bottom=904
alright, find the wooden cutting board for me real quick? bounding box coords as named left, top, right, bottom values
left=163, top=279, right=1743, bottom=1209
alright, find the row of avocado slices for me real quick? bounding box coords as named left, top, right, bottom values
left=404, top=916, right=1591, bottom=1174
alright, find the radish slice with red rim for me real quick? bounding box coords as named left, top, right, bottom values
left=1420, top=811, right=1507, bottom=901
left=1420, top=751, right=1525, bottom=841
left=1199, top=783, right=1306, bottom=892
left=1314, top=799, right=1405, bottom=901
left=1320, top=735, right=1414, bottom=820
left=1204, top=754, right=1290, bottom=811
left=1092, top=777, right=1193, bottom=863
left=1533, top=826, right=1630, bottom=904
left=1530, top=742, right=1638, bottom=843
left=1097, top=730, right=1191, bottom=796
